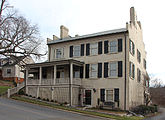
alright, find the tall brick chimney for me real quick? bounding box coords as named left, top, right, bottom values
left=60, top=25, right=69, bottom=39
left=130, top=7, right=137, bottom=25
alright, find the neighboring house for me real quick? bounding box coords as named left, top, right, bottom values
left=0, top=56, right=34, bottom=83
left=25, top=7, right=150, bottom=110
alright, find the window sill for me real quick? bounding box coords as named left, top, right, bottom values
left=108, top=76, right=118, bottom=79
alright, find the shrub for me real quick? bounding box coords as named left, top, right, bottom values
left=131, top=105, right=158, bottom=115
left=46, top=98, right=49, bottom=101
left=29, top=95, right=32, bottom=97
left=64, top=102, right=68, bottom=104
left=43, top=98, right=46, bottom=101
left=51, top=100, right=54, bottom=102
left=18, top=89, right=25, bottom=95
left=38, top=97, right=41, bottom=99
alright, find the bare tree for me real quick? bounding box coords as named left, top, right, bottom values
left=0, top=0, right=46, bottom=62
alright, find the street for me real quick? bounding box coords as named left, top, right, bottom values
left=0, top=97, right=109, bottom=120
left=143, top=108, right=165, bottom=120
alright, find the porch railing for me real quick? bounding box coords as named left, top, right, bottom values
left=27, top=78, right=81, bottom=85
left=41, top=79, right=53, bottom=85
left=27, top=79, right=40, bottom=85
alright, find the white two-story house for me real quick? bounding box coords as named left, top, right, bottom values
left=25, top=7, right=149, bottom=110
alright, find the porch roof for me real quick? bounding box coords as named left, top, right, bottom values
left=26, top=59, right=84, bottom=68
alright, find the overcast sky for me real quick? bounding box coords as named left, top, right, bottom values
left=8, top=0, right=165, bottom=84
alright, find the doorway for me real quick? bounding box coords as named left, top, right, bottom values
left=85, top=90, right=91, bottom=105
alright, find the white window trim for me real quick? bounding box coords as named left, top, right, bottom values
left=105, top=89, right=114, bottom=102
left=108, top=61, right=118, bottom=78
left=90, top=64, right=98, bottom=78
left=73, top=45, right=81, bottom=57
left=90, top=43, right=98, bottom=56
left=109, top=40, right=118, bottom=53
left=55, top=48, right=64, bottom=59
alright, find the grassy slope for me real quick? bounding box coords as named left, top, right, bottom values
left=0, top=86, right=10, bottom=94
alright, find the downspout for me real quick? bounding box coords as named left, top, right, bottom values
left=124, top=32, right=127, bottom=110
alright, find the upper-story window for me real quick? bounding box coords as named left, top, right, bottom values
left=137, top=68, right=141, bottom=82
left=129, top=40, right=135, bottom=55
left=129, top=62, right=135, bottom=79
left=73, top=45, right=80, bottom=57
left=90, top=43, right=98, bottom=55
left=144, top=59, right=146, bottom=69
left=90, top=64, right=98, bottom=78
left=109, top=62, right=117, bottom=77
left=56, top=48, right=64, bottom=59
left=110, top=41, right=117, bottom=53
left=104, top=39, right=122, bottom=54
left=137, top=49, right=141, bottom=63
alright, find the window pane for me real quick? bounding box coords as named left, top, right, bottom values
left=56, top=48, right=63, bottom=58
left=74, top=71, right=80, bottom=78
left=106, top=90, right=113, bottom=101
left=91, top=64, right=97, bottom=78
left=110, top=62, right=117, bottom=77
left=91, top=43, right=98, bottom=55
left=73, top=46, right=80, bottom=57
left=110, top=41, right=117, bottom=53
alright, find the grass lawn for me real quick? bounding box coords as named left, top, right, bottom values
left=0, top=86, right=10, bottom=95
left=11, top=96, right=144, bottom=120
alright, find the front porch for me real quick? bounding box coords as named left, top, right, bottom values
left=25, top=59, right=84, bottom=106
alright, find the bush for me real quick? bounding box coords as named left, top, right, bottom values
left=18, top=89, right=25, bottom=95
left=46, top=98, right=49, bottom=101
left=51, top=100, right=54, bottom=102
left=38, top=97, right=41, bottom=99
left=29, top=95, right=32, bottom=97
left=131, top=105, right=158, bottom=115
left=43, top=98, right=46, bottom=101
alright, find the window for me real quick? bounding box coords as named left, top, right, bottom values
left=144, top=59, right=146, bottom=69
left=90, top=64, right=98, bottom=78
left=137, top=50, right=141, bottom=63
left=137, top=68, right=141, bottom=82
left=129, top=40, right=135, bottom=55
left=109, top=62, right=117, bottom=77
left=56, top=48, right=64, bottom=59
left=106, top=90, right=113, bottom=101
left=73, top=45, right=80, bottom=57
left=7, top=69, right=11, bottom=74
left=90, top=43, right=98, bottom=55
left=129, top=62, right=135, bottom=79
left=110, top=41, right=117, bottom=53
left=74, top=71, right=80, bottom=78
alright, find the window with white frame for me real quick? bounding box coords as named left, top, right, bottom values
left=109, top=62, right=117, bottom=77
left=56, top=48, right=64, bottom=59
left=137, top=50, right=141, bottom=63
left=74, top=71, right=80, bottom=78
left=90, top=43, right=98, bottom=55
left=106, top=89, right=113, bottom=101
left=90, top=64, right=98, bottom=78
left=110, top=41, right=117, bottom=53
left=73, top=45, right=80, bottom=57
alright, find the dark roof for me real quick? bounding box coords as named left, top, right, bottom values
left=0, top=56, right=25, bottom=67
left=47, top=28, right=128, bottom=45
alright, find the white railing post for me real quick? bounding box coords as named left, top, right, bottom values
left=7, top=89, right=10, bottom=98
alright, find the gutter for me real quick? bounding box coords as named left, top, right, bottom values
left=124, top=32, right=127, bottom=110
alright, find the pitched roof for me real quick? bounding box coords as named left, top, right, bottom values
left=0, top=56, right=25, bottom=67
left=47, top=28, right=127, bottom=45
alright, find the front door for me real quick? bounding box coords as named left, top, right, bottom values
left=85, top=90, right=91, bottom=105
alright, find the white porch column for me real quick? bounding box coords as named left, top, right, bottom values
left=39, top=67, right=42, bottom=85
left=54, top=65, right=56, bottom=85
left=70, top=62, right=73, bottom=106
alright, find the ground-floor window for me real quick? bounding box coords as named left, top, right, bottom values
left=106, top=89, right=113, bottom=101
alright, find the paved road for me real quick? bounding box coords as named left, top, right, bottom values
left=0, top=97, right=109, bottom=120
left=143, top=108, right=165, bottom=120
